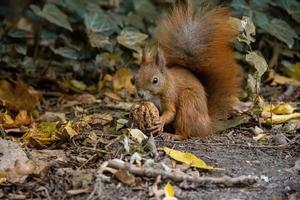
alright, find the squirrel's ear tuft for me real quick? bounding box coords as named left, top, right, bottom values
left=142, top=49, right=153, bottom=63
left=156, top=48, right=166, bottom=73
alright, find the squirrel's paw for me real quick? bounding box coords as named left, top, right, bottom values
left=159, top=132, right=185, bottom=141
left=147, top=119, right=164, bottom=135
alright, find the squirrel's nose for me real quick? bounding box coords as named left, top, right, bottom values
left=138, top=91, right=144, bottom=98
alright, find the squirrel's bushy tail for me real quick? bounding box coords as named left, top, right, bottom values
left=156, top=1, right=242, bottom=123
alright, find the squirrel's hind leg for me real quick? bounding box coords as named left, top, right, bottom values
left=175, top=89, right=212, bottom=138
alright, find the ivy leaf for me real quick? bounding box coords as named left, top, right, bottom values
left=254, top=12, right=299, bottom=48
left=117, top=27, right=148, bottom=51
left=30, top=4, right=72, bottom=31
left=84, top=11, right=121, bottom=35
left=133, top=0, right=157, bottom=23
left=272, top=0, right=300, bottom=23
left=8, top=28, right=32, bottom=38
left=50, top=47, right=79, bottom=60
left=246, top=51, right=268, bottom=78
left=230, top=0, right=251, bottom=16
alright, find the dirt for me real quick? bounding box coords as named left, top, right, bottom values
left=0, top=101, right=299, bottom=200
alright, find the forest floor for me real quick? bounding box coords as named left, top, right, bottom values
left=1, top=94, right=299, bottom=200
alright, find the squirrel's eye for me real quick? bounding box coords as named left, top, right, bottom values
left=152, top=77, right=159, bottom=85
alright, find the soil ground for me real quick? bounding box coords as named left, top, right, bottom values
left=1, top=100, right=299, bottom=200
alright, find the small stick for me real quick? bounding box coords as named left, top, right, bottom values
left=107, top=159, right=257, bottom=187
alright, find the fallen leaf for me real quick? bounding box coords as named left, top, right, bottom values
left=114, top=169, right=136, bottom=186
left=217, top=116, right=250, bottom=132
left=253, top=133, right=268, bottom=141
left=163, top=147, right=222, bottom=170
left=28, top=149, right=66, bottom=177
left=0, top=80, right=40, bottom=112
left=116, top=118, right=128, bottom=131
left=263, top=113, right=300, bottom=124
left=23, top=121, right=79, bottom=148
left=1, top=110, right=32, bottom=129
left=63, top=121, right=78, bottom=138
left=0, top=138, right=34, bottom=183
left=261, top=103, right=300, bottom=124
left=268, top=71, right=300, bottom=86
left=104, top=91, right=122, bottom=101
left=164, top=183, right=175, bottom=197
left=113, top=67, right=136, bottom=95
left=23, top=122, right=59, bottom=148
left=287, top=63, right=300, bottom=81
left=69, top=80, right=87, bottom=92
left=127, top=128, right=148, bottom=144
left=84, top=113, right=113, bottom=126
left=253, top=125, right=263, bottom=134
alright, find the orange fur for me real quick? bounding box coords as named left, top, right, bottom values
left=135, top=2, right=242, bottom=139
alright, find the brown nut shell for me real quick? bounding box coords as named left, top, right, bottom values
left=128, top=101, right=160, bottom=134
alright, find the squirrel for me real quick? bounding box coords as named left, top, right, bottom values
left=134, top=1, right=242, bottom=140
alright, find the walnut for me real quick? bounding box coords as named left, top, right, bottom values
left=128, top=101, right=160, bottom=134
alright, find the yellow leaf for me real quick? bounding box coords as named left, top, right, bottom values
left=164, top=183, right=175, bottom=197
left=253, top=133, right=267, bottom=141
left=1, top=110, right=32, bottom=129
left=262, top=103, right=295, bottom=115
left=3, top=113, right=14, bottom=125
left=63, top=122, right=78, bottom=138
left=261, top=103, right=300, bottom=124
left=163, top=147, right=222, bottom=170
left=263, top=113, right=300, bottom=124
left=70, top=80, right=87, bottom=92
left=269, top=72, right=300, bottom=86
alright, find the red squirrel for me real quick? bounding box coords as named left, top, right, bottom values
left=134, top=1, right=242, bottom=140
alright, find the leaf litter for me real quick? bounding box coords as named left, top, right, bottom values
left=0, top=0, right=299, bottom=200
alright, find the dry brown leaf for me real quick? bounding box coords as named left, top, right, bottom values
left=104, top=91, right=122, bottom=101
left=23, top=121, right=79, bottom=148
left=1, top=110, right=33, bottom=129
left=83, top=113, right=113, bottom=126
left=114, top=169, right=136, bottom=186
left=0, top=138, right=33, bottom=183
left=113, top=68, right=135, bottom=94
left=0, top=80, right=40, bottom=112
left=63, top=121, right=79, bottom=138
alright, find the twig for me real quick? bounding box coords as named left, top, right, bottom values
left=107, top=159, right=257, bottom=187
left=147, top=134, right=159, bottom=159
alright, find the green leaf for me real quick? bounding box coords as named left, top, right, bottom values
left=117, top=27, right=148, bottom=51
left=30, top=3, right=73, bottom=31
left=86, top=30, right=111, bottom=48
left=14, top=44, right=27, bottom=55
left=8, top=29, right=31, bottom=38
left=230, top=0, right=250, bottom=16
left=133, top=0, right=157, bottom=23
left=273, top=0, right=300, bottom=23
left=51, top=47, right=79, bottom=60
left=84, top=11, right=121, bottom=34
left=253, top=12, right=299, bottom=48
